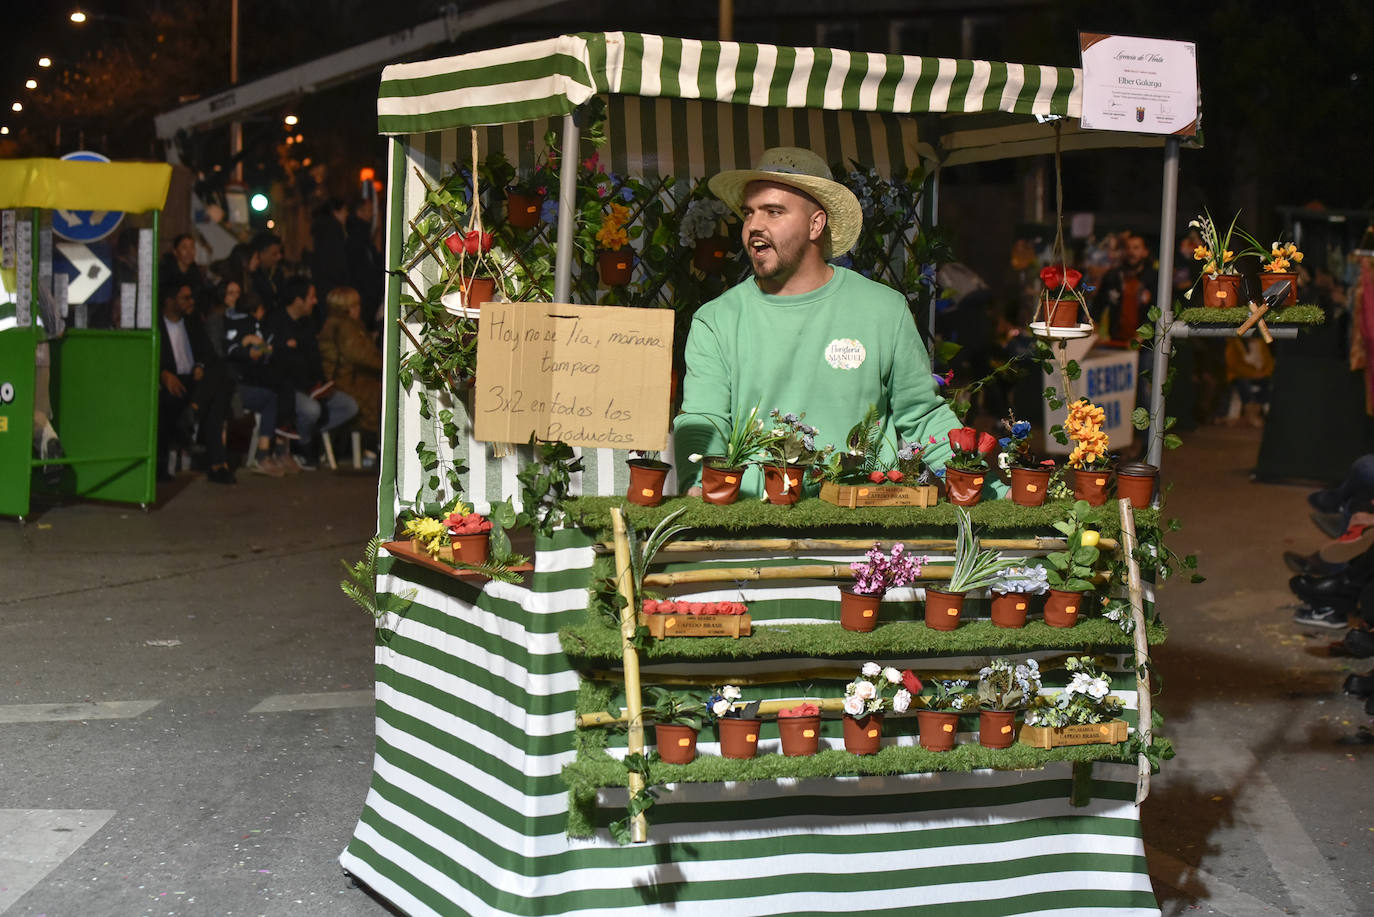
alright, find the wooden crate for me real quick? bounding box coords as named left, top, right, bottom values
left=819, top=482, right=938, bottom=508
left=1018, top=718, right=1129, bottom=749
left=641, top=613, right=752, bottom=638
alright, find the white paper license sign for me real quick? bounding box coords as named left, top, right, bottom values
left=1079, top=33, right=1199, bottom=136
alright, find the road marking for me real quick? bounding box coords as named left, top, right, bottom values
left=1146, top=845, right=1280, bottom=916
left=0, top=809, right=115, bottom=913
left=248, top=690, right=373, bottom=714
left=0, top=700, right=161, bottom=724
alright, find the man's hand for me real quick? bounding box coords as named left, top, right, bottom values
left=161, top=370, right=186, bottom=397
left=687, top=486, right=702, bottom=497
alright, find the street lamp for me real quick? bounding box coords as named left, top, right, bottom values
left=38, top=57, right=51, bottom=68
left=1, top=127, right=9, bottom=136
left=11, top=102, right=21, bottom=113
left=70, top=10, right=87, bottom=23
left=25, top=80, right=37, bottom=90
left=284, top=114, right=298, bottom=126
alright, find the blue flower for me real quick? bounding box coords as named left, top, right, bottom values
left=933, top=467, right=946, bottom=478
left=998, top=436, right=1012, bottom=449
left=931, top=373, right=947, bottom=388
left=1011, top=420, right=1031, bottom=438
left=620, top=186, right=635, bottom=202
left=540, top=199, right=559, bottom=224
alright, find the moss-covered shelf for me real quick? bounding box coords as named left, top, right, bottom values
left=1176, top=304, right=1325, bottom=326
left=566, top=495, right=1154, bottom=539
left=559, top=618, right=1167, bottom=662
left=562, top=738, right=1158, bottom=837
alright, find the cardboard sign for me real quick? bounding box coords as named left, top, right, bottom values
left=474, top=302, right=673, bottom=450
left=1042, top=340, right=1138, bottom=454
left=1079, top=33, right=1199, bottom=136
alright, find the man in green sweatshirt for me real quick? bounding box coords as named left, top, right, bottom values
left=674, top=147, right=962, bottom=499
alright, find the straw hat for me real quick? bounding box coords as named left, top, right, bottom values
left=708, top=147, right=862, bottom=258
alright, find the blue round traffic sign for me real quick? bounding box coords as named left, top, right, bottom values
left=51, top=151, right=125, bottom=243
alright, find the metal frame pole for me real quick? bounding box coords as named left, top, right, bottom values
left=553, top=112, right=580, bottom=304
left=1146, top=137, right=1181, bottom=471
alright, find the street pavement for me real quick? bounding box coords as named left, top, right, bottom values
left=2, top=423, right=1372, bottom=916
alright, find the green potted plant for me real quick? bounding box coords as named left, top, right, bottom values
left=761, top=409, right=833, bottom=505
left=998, top=415, right=1055, bottom=507
left=625, top=449, right=671, bottom=507
left=924, top=508, right=1004, bottom=631
left=944, top=426, right=997, bottom=506
left=644, top=686, right=705, bottom=765
left=917, top=678, right=974, bottom=752
left=985, top=563, right=1049, bottom=629
left=814, top=406, right=938, bottom=507
left=1185, top=210, right=1243, bottom=308
left=975, top=657, right=1042, bottom=749
left=707, top=685, right=763, bottom=759
left=1064, top=399, right=1113, bottom=506
left=843, top=542, right=926, bottom=632
left=776, top=701, right=822, bottom=757
left=1021, top=656, right=1126, bottom=747
left=841, top=662, right=916, bottom=755
left=486, top=134, right=558, bottom=230
left=1043, top=500, right=1101, bottom=628
left=679, top=195, right=734, bottom=274
left=685, top=405, right=784, bottom=505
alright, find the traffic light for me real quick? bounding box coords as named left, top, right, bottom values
left=250, top=192, right=270, bottom=213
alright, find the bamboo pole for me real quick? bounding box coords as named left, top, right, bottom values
left=609, top=508, right=647, bottom=842
left=1118, top=497, right=1152, bottom=805
left=596, top=536, right=1119, bottom=554
left=640, top=564, right=1112, bottom=587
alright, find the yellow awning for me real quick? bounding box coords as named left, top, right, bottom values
left=0, top=158, right=172, bottom=212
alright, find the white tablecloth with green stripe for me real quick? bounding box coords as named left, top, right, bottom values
left=340, top=528, right=1159, bottom=915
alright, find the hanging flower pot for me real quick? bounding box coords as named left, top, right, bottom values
left=842, top=713, right=884, bottom=755
left=463, top=277, right=497, bottom=310
left=777, top=714, right=821, bottom=757
left=1046, top=298, right=1082, bottom=328
left=943, top=466, right=985, bottom=506
left=654, top=724, right=698, bottom=764
left=1043, top=588, right=1086, bottom=628
left=450, top=533, right=490, bottom=566
left=1260, top=271, right=1298, bottom=307
left=839, top=589, right=881, bottom=632
left=1200, top=273, right=1242, bottom=308
left=506, top=190, right=543, bottom=229
left=990, top=590, right=1030, bottom=628
left=693, top=236, right=731, bottom=274
left=762, top=464, right=805, bottom=505
left=923, top=587, right=965, bottom=631
left=1072, top=468, right=1112, bottom=506
left=1115, top=462, right=1158, bottom=509
left=626, top=458, right=670, bottom=507
left=717, top=717, right=763, bottom=759
left=700, top=460, right=743, bottom=505
left=978, top=710, right=1018, bottom=749
left=1010, top=465, right=1051, bottom=507
left=597, top=249, right=633, bottom=286
left=916, top=710, right=959, bottom=752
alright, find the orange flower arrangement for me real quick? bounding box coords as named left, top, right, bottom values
left=1065, top=399, right=1111, bottom=470
left=595, top=203, right=631, bottom=251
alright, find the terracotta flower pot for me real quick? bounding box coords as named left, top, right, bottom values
left=693, top=236, right=730, bottom=273
left=700, top=461, right=743, bottom=505
left=1043, top=588, right=1086, bottom=628
left=943, top=465, right=986, bottom=507
left=923, top=588, right=965, bottom=631
left=1200, top=273, right=1242, bottom=308
left=916, top=710, right=959, bottom=752
left=598, top=249, right=633, bottom=286
left=1072, top=468, right=1112, bottom=506
left=979, top=710, right=1018, bottom=749
left=1260, top=270, right=1298, bottom=306
left=990, top=590, right=1030, bottom=628
left=654, top=724, right=698, bottom=764
left=762, top=464, right=805, bottom=505
left=626, top=458, right=670, bottom=507
left=839, top=589, right=881, bottom=632
left=1115, top=462, right=1157, bottom=510
left=777, top=715, right=821, bottom=757
left=842, top=713, right=884, bottom=755
left=451, top=533, right=490, bottom=565
left=717, top=717, right=763, bottom=759
left=463, top=277, right=496, bottom=310
left=1010, top=466, right=1051, bottom=507
left=1046, top=297, right=1082, bottom=328
left=506, top=190, right=543, bottom=229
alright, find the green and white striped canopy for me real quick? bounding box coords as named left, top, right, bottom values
left=378, top=31, right=1162, bottom=165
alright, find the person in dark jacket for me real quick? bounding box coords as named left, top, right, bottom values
left=250, top=232, right=286, bottom=312
left=159, top=283, right=235, bottom=483
left=267, top=277, right=358, bottom=466
left=309, top=199, right=351, bottom=329
left=1092, top=232, right=1159, bottom=346
left=223, top=289, right=301, bottom=476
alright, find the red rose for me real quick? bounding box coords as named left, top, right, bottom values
left=868, top=470, right=886, bottom=484
left=732, top=602, right=747, bottom=615
left=642, top=600, right=659, bottom=614
left=948, top=427, right=977, bottom=452
left=976, top=432, right=998, bottom=454
left=689, top=602, right=706, bottom=616
left=779, top=702, right=820, bottom=718
left=444, top=234, right=464, bottom=255
left=901, top=669, right=923, bottom=694
left=1040, top=264, right=1083, bottom=291
left=886, top=470, right=904, bottom=483
left=658, top=601, right=676, bottom=615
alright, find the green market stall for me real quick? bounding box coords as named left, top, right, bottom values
left=342, top=32, right=1175, bottom=916
left=0, top=158, right=170, bottom=519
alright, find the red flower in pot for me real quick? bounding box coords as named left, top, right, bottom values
left=445, top=229, right=494, bottom=256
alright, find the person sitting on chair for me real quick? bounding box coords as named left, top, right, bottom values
left=159, top=283, right=235, bottom=484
